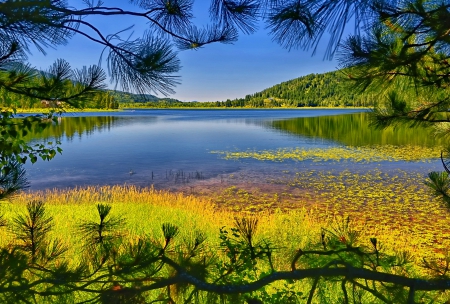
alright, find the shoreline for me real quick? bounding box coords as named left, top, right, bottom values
left=17, top=175, right=450, bottom=261
left=13, top=106, right=370, bottom=114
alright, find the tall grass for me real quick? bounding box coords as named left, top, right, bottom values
left=0, top=185, right=448, bottom=302
left=0, top=187, right=313, bottom=265
left=0, top=185, right=440, bottom=269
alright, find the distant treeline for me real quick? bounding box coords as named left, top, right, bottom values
left=120, top=70, right=379, bottom=108
left=0, top=69, right=413, bottom=109
left=0, top=87, right=120, bottom=109
left=0, top=69, right=120, bottom=109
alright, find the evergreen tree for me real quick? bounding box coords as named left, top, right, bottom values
left=2, top=1, right=450, bottom=301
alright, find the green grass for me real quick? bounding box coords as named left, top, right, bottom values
left=0, top=186, right=312, bottom=267
left=1, top=178, right=445, bottom=265
left=1, top=179, right=448, bottom=302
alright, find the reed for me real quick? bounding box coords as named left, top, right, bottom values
left=0, top=183, right=443, bottom=269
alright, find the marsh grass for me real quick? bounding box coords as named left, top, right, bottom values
left=0, top=182, right=449, bottom=302
left=0, top=180, right=447, bottom=270
left=0, top=186, right=224, bottom=260
left=0, top=187, right=314, bottom=269
left=189, top=169, right=450, bottom=263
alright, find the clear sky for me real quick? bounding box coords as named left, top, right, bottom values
left=26, top=1, right=340, bottom=102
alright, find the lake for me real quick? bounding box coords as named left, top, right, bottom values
left=23, top=109, right=443, bottom=195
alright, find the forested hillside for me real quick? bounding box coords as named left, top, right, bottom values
left=218, top=70, right=378, bottom=108
left=0, top=68, right=120, bottom=109
left=124, top=70, right=381, bottom=108
left=0, top=69, right=386, bottom=109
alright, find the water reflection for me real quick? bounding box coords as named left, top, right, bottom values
left=270, top=112, right=444, bottom=147
left=23, top=115, right=157, bottom=142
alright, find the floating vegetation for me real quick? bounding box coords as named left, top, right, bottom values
left=278, top=168, right=450, bottom=260
left=205, top=168, right=450, bottom=261
left=212, top=145, right=441, bottom=163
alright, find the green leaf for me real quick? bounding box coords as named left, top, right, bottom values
left=30, top=155, right=37, bottom=164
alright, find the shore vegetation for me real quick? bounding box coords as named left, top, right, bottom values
left=0, top=183, right=448, bottom=302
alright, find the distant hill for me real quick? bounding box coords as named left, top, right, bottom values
left=111, top=69, right=381, bottom=108
left=227, top=69, right=378, bottom=107
left=109, top=69, right=376, bottom=107
left=0, top=66, right=378, bottom=109
left=109, top=90, right=181, bottom=103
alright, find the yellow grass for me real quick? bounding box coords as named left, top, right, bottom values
left=0, top=187, right=335, bottom=274
left=1, top=183, right=450, bottom=303
left=0, top=182, right=446, bottom=269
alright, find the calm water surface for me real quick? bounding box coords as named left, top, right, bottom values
left=23, top=109, right=442, bottom=191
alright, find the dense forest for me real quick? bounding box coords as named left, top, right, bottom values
left=0, top=69, right=120, bottom=109
left=1, top=69, right=379, bottom=109
left=215, top=70, right=378, bottom=108
left=119, top=70, right=380, bottom=108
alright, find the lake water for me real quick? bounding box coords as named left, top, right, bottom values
left=23, top=109, right=443, bottom=192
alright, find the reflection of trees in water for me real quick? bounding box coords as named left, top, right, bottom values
left=270, top=112, right=444, bottom=147
left=22, top=116, right=125, bottom=142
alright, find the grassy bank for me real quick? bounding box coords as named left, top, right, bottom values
left=1, top=184, right=449, bottom=302
left=1, top=183, right=445, bottom=265
left=1, top=186, right=319, bottom=266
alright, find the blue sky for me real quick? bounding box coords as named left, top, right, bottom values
left=26, top=1, right=340, bottom=102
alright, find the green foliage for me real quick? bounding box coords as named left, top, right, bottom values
left=2, top=0, right=450, bottom=302
left=0, top=159, right=29, bottom=200
left=0, top=108, right=62, bottom=188
left=79, top=204, right=124, bottom=247
left=118, top=70, right=382, bottom=108
left=1, top=202, right=449, bottom=303
left=425, top=171, right=450, bottom=208
left=11, top=201, right=66, bottom=264
left=340, top=0, right=450, bottom=131
left=0, top=70, right=119, bottom=109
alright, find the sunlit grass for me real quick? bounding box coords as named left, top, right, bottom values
left=0, top=178, right=448, bottom=267
left=212, top=145, right=440, bottom=163
left=0, top=186, right=320, bottom=269
left=1, top=180, right=449, bottom=302
left=0, top=186, right=227, bottom=259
